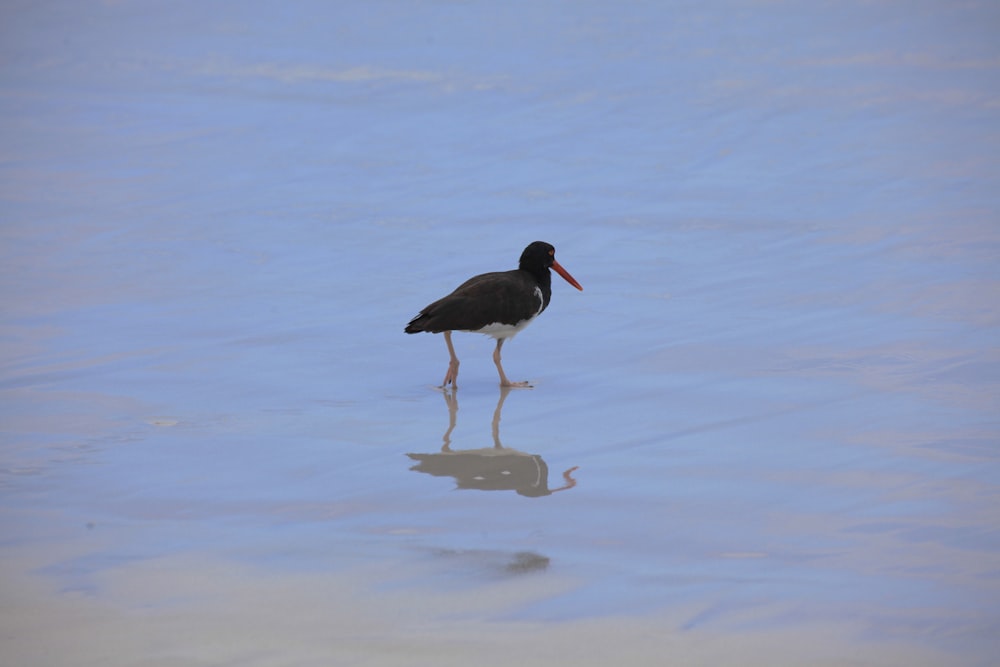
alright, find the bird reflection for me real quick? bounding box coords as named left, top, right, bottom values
left=407, top=387, right=579, bottom=497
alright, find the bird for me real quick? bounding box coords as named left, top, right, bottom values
left=405, top=241, right=583, bottom=388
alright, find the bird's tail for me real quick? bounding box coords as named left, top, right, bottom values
left=404, top=314, right=428, bottom=334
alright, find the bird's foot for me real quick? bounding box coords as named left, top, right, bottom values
left=441, top=360, right=460, bottom=388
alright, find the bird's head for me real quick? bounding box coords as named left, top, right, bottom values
left=519, top=241, right=583, bottom=291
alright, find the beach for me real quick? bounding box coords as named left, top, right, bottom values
left=2, top=2, right=999, bottom=665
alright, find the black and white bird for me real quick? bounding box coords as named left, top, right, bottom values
left=405, top=241, right=583, bottom=387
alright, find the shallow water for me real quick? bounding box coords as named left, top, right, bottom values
left=2, top=1, right=999, bottom=665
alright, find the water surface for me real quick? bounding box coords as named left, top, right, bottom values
left=2, top=1, right=999, bottom=665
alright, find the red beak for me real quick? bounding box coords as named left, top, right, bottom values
left=552, top=259, right=583, bottom=291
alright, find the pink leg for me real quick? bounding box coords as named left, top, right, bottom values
left=441, top=331, right=460, bottom=387
left=493, top=338, right=531, bottom=388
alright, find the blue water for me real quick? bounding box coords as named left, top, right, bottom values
left=2, top=1, right=999, bottom=665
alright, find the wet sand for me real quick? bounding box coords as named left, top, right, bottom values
left=2, top=1, right=999, bottom=665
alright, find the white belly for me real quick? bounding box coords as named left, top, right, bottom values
left=475, top=317, right=537, bottom=340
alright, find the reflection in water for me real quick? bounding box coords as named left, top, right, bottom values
left=432, top=548, right=551, bottom=575
left=408, top=387, right=579, bottom=497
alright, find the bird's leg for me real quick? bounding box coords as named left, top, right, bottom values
left=441, top=331, right=460, bottom=388
left=493, top=338, right=531, bottom=388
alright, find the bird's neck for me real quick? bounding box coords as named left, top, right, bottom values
left=522, top=266, right=552, bottom=310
